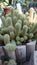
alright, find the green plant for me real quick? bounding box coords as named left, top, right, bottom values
left=1, top=7, right=37, bottom=46
left=5, top=40, right=16, bottom=51
left=8, top=59, right=17, bottom=65
left=15, top=22, right=21, bottom=36
left=4, top=34, right=10, bottom=44
left=0, top=34, right=4, bottom=41
left=6, top=17, right=12, bottom=27
left=10, top=32, right=15, bottom=40
left=1, top=16, right=6, bottom=27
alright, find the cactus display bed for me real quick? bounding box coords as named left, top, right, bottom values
left=0, top=5, right=37, bottom=65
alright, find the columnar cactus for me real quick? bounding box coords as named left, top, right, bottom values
left=15, top=22, right=21, bottom=36
left=22, top=25, right=28, bottom=36
left=0, top=34, right=4, bottom=41
left=1, top=16, right=6, bottom=27
left=6, top=17, right=12, bottom=27
left=13, top=16, right=17, bottom=26
left=10, top=32, right=15, bottom=40
left=4, top=34, right=10, bottom=45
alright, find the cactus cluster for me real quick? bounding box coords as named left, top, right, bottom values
left=8, top=59, right=17, bottom=65
left=0, top=7, right=37, bottom=46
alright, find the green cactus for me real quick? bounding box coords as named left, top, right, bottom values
left=1, top=16, right=6, bottom=27
left=8, top=59, right=17, bottom=65
left=16, top=41, right=21, bottom=45
left=23, top=19, right=29, bottom=26
left=20, top=37, right=24, bottom=42
left=4, top=34, right=10, bottom=45
left=11, top=7, right=14, bottom=17
left=13, top=16, right=17, bottom=26
left=16, top=36, right=21, bottom=41
left=0, top=7, right=37, bottom=45
left=14, top=9, right=18, bottom=16
left=22, top=25, right=28, bottom=36
left=17, top=19, right=22, bottom=25
left=15, top=22, right=21, bottom=36
left=28, top=33, right=33, bottom=39
left=8, top=26, right=14, bottom=33
left=0, top=34, right=4, bottom=41
left=24, top=36, right=28, bottom=41
left=10, top=32, right=15, bottom=40
left=5, top=40, right=16, bottom=51
left=17, top=13, right=25, bottom=21
left=1, top=27, right=9, bottom=34
left=6, top=17, right=12, bottom=27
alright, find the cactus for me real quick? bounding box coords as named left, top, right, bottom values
left=10, top=32, right=15, bottom=40
left=16, top=36, right=21, bottom=41
left=17, top=19, right=22, bottom=25
left=0, top=34, right=4, bottom=42
left=6, top=17, right=12, bottom=27
left=8, top=26, right=14, bottom=33
left=22, top=25, right=28, bottom=36
left=23, top=19, right=29, bottom=26
left=24, top=36, right=28, bottom=41
left=5, top=40, right=16, bottom=51
left=15, top=22, right=21, bottom=36
left=20, top=37, right=24, bottom=42
left=1, top=16, right=6, bottom=27
left=16, top=41, right=21, bottom=45
left=13, top=16, right=17, bottom=26
left=4, top=34, right=10, bottom=45
left=11, top=7, right=14, bottom=18
left=8, top=59, right=17, bottom=65
left=0, top=7, right=37, bottom=45
left=28, top=33, right=33, bottom=39
left=1, top=27, right=9, bottom=34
